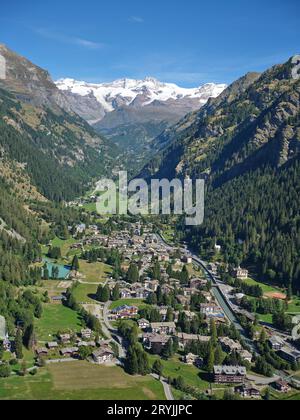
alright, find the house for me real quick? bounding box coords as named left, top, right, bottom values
left=142, top=333, right=171, bottom=354
left=92, top=348, right=114, bottom=364
left=176, top=333, right=210, bottom=347
left=150, top=322, right=176, bottom=335
left=272, top=379, right=290, bottom=393
left=200, top=303, right=224, bottom=318
left=47, top=342, right=59, bottom=350
left=182, top=353, right=203, bottom=367
left=135, top=288, right=150, bottom=299
left=213, top=365, right=247, bottom=384
left=120, top=288, right=132, bottom=299
left=182, top=288, right=200, bottom=297
left=81, top=328, right=93, bottom=340
left=235, top=385, right=260, bottom=399
left=58, top=333, right=71, bottom=344
left=78, top=341, right=96, bottom=348
left=36, top=348, right=49, bottom=357
left=138, top=319, right=150, bottom=330
left=232, top=267, right=249, bottom=280
left=111, top=305, right=138, bottom=319
left=219, top=337, right=242, bottom=353
left=60, top=347, right=78, bottom=357
left=278, top=346, right=300, bottom=364
left=176, top=295, right=190, bottom=306
left=238, top=350, right=253, bottom=363
left=190, top=278, right=207, bottom=289
left=268, top=335, right=285, bottom=351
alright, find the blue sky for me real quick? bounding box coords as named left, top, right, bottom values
left=0, top=0, right=299, bottom=87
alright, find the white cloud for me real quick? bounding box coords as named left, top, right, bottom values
left=129, top=16, right=144, bottom=24
left=34, top=28, right=105, bottom=50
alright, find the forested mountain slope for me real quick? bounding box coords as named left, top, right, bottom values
left=0, top=45, right=117, bottom=201
left=142, top=57, right=300, bottom=291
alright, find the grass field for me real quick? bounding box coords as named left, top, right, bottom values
left=0, top=363, right=166, bottom=400
left=110, top=299, right=150, bottom=310
left=79, top=260, right=113, bottom=283
left=243, top=278, right=282, bottom=295
left=72, top=283, right=98, bottom=304
left=35, top=304, right=82, bottom=341
left=148, top=355, right=210, bottom=391
left=50, top=237, right=77, bottom=258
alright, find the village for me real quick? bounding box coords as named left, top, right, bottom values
left=1, top=216, right=300, bottom=401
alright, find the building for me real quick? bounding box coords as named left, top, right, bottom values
left=272, top=379, right=290, bottom=393
left=142, top=333, right=171, bottom=354
left=238, top=350, right=253, bottom=364
left=150, top=322, right=176, bottom=335
left=58, top=333, right=71, bottom=344
left=219, top=337, right=242, bottom=353
left=81, top=328, right=93, bottom=340
left=47, top=342, right=59, bottom=350
left=200, top=303, right=224, bottom=318
left=235, top=385, right=260, bottom=399
left=111, top=305, right=139, bottom=319
left=92, top=348, right=114, bottom=364
left=213, top=366, right=247, bottom=384
left=232, top=267, right=249, bottom=280
left=182, top=353, right=203, bottom=368
left=60, top=347, right=78, bottom=357
left=176, top=333, right=210, bottom=347
left=138, top=319, right=150, bottom=330
left=268, top=335, right=285, bottom=351
left=36, top=348, right=49, bottom=357
left=278, top=346, right=300, bottom=364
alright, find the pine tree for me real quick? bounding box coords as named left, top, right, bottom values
left=15, top=329, right=23, bottom=360
left=112, top=284, right=120, bottom=301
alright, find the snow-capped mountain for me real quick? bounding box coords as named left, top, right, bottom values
left=56, top=77, right=227, bottom=124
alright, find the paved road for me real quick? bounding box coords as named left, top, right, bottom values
left=151, top=374, right=174, bottom=401
left=103, top=301, right=127, bottom=359
left=156, top=233, right=257, bottom=353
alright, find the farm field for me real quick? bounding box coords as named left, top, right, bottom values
left=0, top=363, right=166, bottom=400
left=35, top=303, right=82, bottom=341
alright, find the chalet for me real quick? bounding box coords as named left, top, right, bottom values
left=142, top=333, right=171, bottom=354
left=235, top=385, right=260, bottom=399
left=219, top=337, right=242, bottom=353
left=232, top=267, right=249, bottom=280
left=78, top=341, right=96, bottom=347
left=182, top=287, right=200, bottom=297
left=200, top=303, right=224, bottom=318
left=81, top=328, right=93, bottom=340
left=268, top=335, right=285, bottom=351
left=134, top=288, right=150, bottom=299
left=183, top=353, right=203, bottom=367
left=138, top=319, right=150, bottom=330
left=150, top=322, right=176, bottom=335
left=213, top=365, right=247, bottom=384
left=120, top=288, right=132, bottom=299
left=161, top=284, right=174, bottom=295
left=92, top=348, right=114, bottom=364
left=60, top=347, right=78, bottom=357
left=272, top=379, right=290, bottom=393
left=58, top=333, right=71, bottom=344
left=111, top=305, right=138, bottom=319
left=238, top=350, right=253, bottom=363
left=176, top=333, right=210, bottom=347
left=47, top=342, right=59, bottom=350
left=144, top=280, right=159, bottom=292
left=176, top=295, right=190, bottom=306
left=190, top=278, right=207, bottom=289
left=278, top=346, right=300, bottom=364
left=36, top=348, right=49, bottom=357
